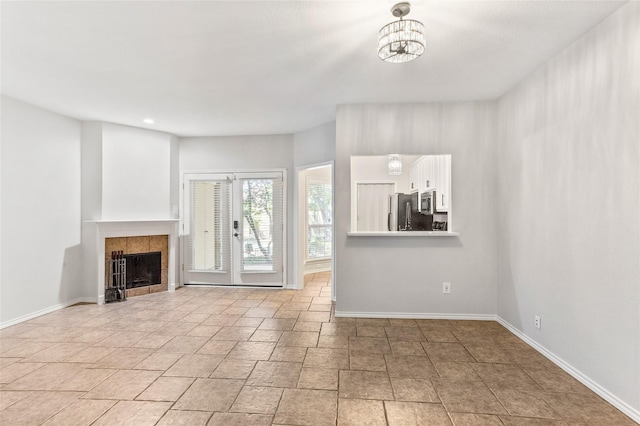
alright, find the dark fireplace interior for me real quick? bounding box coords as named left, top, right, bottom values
left=125, top=251, right=161, bottom=289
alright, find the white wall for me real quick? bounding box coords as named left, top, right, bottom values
left=335, top=102, right=498, bottom=317
left=1, top=96, right=83, bottom=325
left=101, top=123, right=173, bottom=220
left=179, top=134, right=295, bottom=286
left=293, top=121, right=336, bottom=167
left=497, top=1, right=640, bottom=418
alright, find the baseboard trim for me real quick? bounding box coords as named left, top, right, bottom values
left=0, top=297, right=97, bottom=329
left=334, top=311, right=497, bottom=321
left=497, top=317, right=640, bottom=424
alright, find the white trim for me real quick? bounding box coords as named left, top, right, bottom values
left=0, top=297, right=96, bottom=329
left=347, top=231, right=459, bottom=237
left=334, top=311, right=497, bottom=321
left=497, top=317, right=640, bottom=424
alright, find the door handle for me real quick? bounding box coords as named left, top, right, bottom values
left=234, top=233, right=239, bottom=237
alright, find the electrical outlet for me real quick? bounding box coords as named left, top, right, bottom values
left=442, top=282, right=451, bottom=294
left=534, top=315, right=541, bottom=330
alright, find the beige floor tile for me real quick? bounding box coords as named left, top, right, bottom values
left=83, top=369, right=162, bottom=400
left=134, top=352, right=183, bottom=370
left=187, top=325, right=222, bottom=338
left=230, top=385, right=284, bottom=414
left=210, top=358, right=257, bottom=379
left=465, top=344, right=514, bottom=363
left=258, top=318, right=296, bottom=331
left=210, top=326, right=257, bottom=341
left=384, top=401, right=453, bottom=426
left=250, top=330, right=283, bottom=342
left=244, top=307, right=278, bottom=318
left=197, top=339, right=237, bottom=355
left=0, top=390, right=32, bottom=410
left=384, top=354, right=439, bottom=379
left=318, top=335, right=349, bottom=349
left=338, top=398, right=386, bottom=426
left=269, top=346, right=308, bottom=362
left=92, top=400, right=171, bottom=426
left=339, top=370, right=394, bottom=400
left=133, top=334, right=175, bottom=349
left=356, top=318, right=390, bottom=327
left=234, top=317, right=265, bottom=327
left=278, top=331, right=319, bottom=348
left=164, top=354, right=224, bottom=377
left=273, top=309, right=301, bottom=319
left=246, top=360, right=302, bottom=387
left=208, top=412, right=273, bottom=425
left=494, top=389, right=558, bottom=418
left=449, top=412, right=505, bottom=426
left=321, top=322, right=357, bottom=337
left=423, top=330, right=459, bottom=343
left=0, top=390, right=83, bottom=425
left=93, top=347, right=154, bottom=369
left=3, top=362, right=85, bottom=390
left=385, top=326, right=427, bottom=341
left=304, top=347, right=349, bottom=369
left=1, top=341, right=53, bottom=358
left=274, top=388, right=337, bottom=426
left=390, top=341, right=427, bottom=356
left=434, top=379, right=508, bottom=415
left=349, top=337, right=392, bottom=354
left=42, top=398, right=116, bottom=426
left=54, top=367, right=115, bottom=391
left=391, top=377, right=440, bottom=403
left=294, top=321, right=322, bottom=332
left=157, top=335, right=209, bottom=354
left=472, top=363, right=543, bottom=391
left=227, top=341, right=276, bottom=360
left=349, top=353, right=387, bottom=372
left=136, top=376, right=195, bottom=401
left=541, top=392, right=637, bottom=424
left=297, top=311, right=331, bottom=322
left=422, top=342, right=475, bottom=362
left=522, top=365, right=591, bottom=393
left=298, top=367, right=338, bottom=390
left=0, top=362, right=46, bottom=384
left=65, top=346, right=116, bottom=363
left=94, top=331, right=149, bottom=348
left=173, top=378, right=244, bottom=411
left=23, top=342, right=88, bottom=362
left=156, top=409, right=212, bottom=426
left=433, top=362, right=481, bottom=380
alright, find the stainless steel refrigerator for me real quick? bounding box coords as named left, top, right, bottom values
left=388, top=192, right=432, bottom=231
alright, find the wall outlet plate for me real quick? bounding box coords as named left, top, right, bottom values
left=534, top=315, right=541, bottom=330
left=443, top=282, right=451, bottom=294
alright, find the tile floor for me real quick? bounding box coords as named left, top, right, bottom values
left=0, top=272, right=636, bottom=425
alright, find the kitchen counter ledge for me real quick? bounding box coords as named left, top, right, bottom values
left=347, top=231, right=458, bottom=237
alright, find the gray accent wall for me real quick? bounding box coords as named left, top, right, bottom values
left=334, top=102, right=498, bottom=317
left=497, top=1, right=640, bottom=414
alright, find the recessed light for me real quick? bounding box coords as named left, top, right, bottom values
left=143, top=118, right=155, bottom=124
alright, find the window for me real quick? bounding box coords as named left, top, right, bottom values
left=307, top=179, right=332, bottom=260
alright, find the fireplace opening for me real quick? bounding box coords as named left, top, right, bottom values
left=125, top=251, right=161, bottom=289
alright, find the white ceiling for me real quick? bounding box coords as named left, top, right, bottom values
left=1, top=1, right=626, bottom=137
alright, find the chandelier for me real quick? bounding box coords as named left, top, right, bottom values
left=377, top=2, right=425, bottom=63
left=388, top=154, right=402, bottom=176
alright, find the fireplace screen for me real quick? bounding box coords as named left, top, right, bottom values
left=125, top=251, right=161, bottom=288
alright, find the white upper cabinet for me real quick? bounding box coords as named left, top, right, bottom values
left=410, top=155, right=451, bottom=212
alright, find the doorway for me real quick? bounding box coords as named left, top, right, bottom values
left=183, top=172, right=285, bottom=286
left=296, top=163, right=334, bottom=298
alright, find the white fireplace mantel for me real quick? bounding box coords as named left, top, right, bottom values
left=85, top=219, right=179, bottom=304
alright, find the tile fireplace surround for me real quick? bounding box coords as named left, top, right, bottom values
left=85, top=220, right=179, bottom=304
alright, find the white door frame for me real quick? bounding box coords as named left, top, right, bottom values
left=294, top=161, right=335, bottom=301
left=180, top=169, right=287, bottom=287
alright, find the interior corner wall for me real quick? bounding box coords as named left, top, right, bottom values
left=179, top=134, right=295, bottom=286
left=0, top=95, right=82, bottom=325
left=293, top=121, right=336, bottom=167
left=497, top=1, right=640, bottom=417
left=335, top=102, right=498, bottom=317
left=101, top=122, right=173, bottom=220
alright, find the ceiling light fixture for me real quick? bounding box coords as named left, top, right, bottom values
left=143, top=118, right=155, bottom=124
left=388, top=154, right=402, bottom=176
left=378, top=2, right=425, bottom=63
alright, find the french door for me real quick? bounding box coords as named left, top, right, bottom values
left=183, top=172, right=284, bottom=286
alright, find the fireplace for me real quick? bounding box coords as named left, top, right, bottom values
left=105, top=235, right=168, bottom=298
